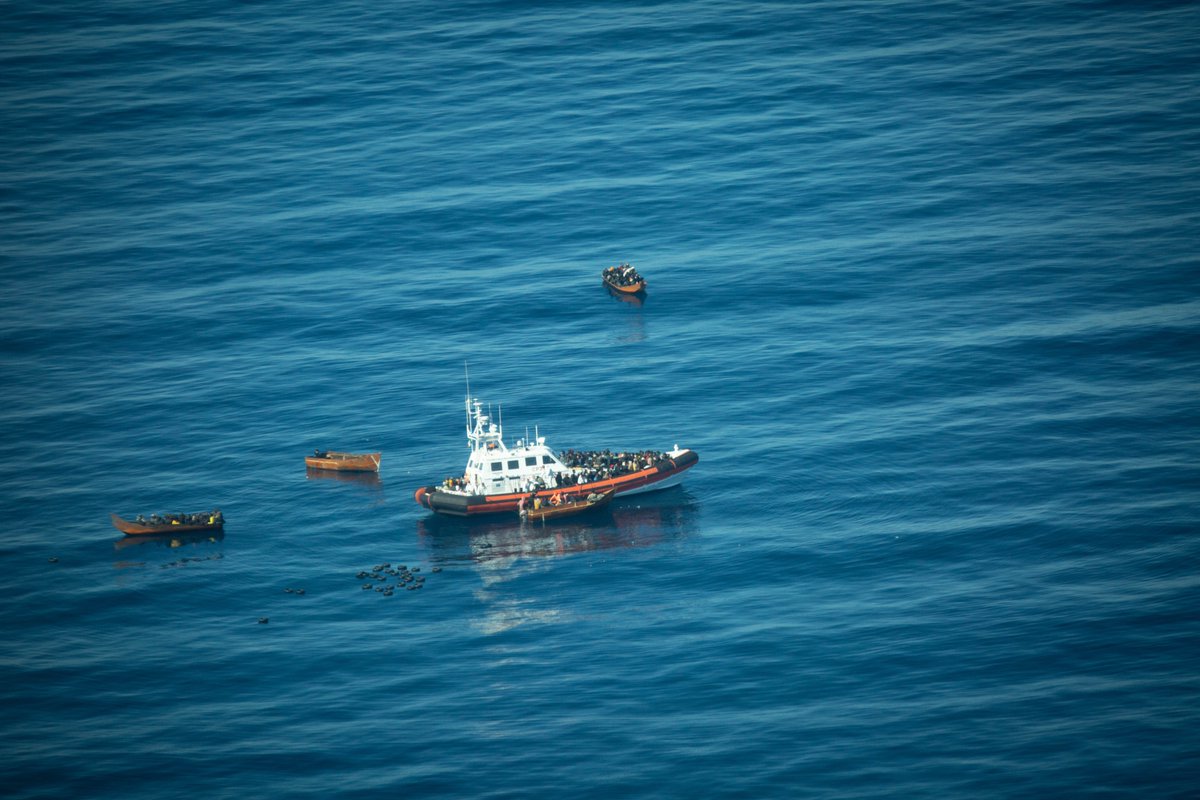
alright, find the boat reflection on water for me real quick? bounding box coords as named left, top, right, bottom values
left=416, top=488, right=699, bottom=563
left=606, top=284, right=645, bottom=308
left=112, top=529, right=226, bottom=572
left=307, top=467, right=385, bottom=505
left=418, top=490, right=699, bottom=635
left=606, top=287, right=646, bottom=343
left=306, top=467, right=383, bottom=488
left=113, top=529, right=225, bottom=552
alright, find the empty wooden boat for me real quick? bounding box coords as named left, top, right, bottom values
left=305, top=450, right=381, bottom=472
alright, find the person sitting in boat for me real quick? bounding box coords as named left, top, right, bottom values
left=314, top=449, right=327, bottom=458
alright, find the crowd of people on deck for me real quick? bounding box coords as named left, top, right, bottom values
left=135, top=510, right=223, bottom=527
left=559, top=448, right=665, bottom=483
left=439, top=448, right=667, bottom=496
left=603, top=262, right=643, bottom=287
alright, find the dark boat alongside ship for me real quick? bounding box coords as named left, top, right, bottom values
left=521, top=488, right=615, bottom=523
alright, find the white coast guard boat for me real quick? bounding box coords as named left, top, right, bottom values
left=414, top=398, right=699, bottom=517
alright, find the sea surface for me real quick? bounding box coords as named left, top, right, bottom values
left=2, top=1, right=1198, bottom=797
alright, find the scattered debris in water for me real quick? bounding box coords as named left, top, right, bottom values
left=352, top=562, right=441, bottom=596
left=160, top=554, right=224, bottom=569
left=258, top=618, right=269, bottom=624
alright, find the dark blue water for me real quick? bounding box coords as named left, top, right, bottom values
left=3, top=1, right=1198, bottom=797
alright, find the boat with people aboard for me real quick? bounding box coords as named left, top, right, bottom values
left=305, top=450, right=381, bottom=472
left=521, top=488, right=615, bottom=523
left=414, top=397, right=698, bottom=517
left=110, top=510, right=224, bottom=536
left=602, top=262, right=645, bottom=294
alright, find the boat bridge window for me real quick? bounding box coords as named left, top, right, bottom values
left=541, top=455, right=556, bottom=465
left=507, top=460, right=519, bottom=470
left=525, top=456, right=537, bottom=466
left=490, top=462, right=502, bottom=472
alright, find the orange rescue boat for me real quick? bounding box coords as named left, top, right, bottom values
left=414, top=396, right=698, bottom=518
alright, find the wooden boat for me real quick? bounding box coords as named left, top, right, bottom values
left=304, top=451, right=381, bottom=472
left=521, top=489, right=614, bottom=523
left=603, top=274, right=645, bottom=294
left=305, top=467, right=383, bottom=487
left=602, top=264, right=646, bottom=294
left=111, top=511, right=224, bottom=536
left=414, top=396, right=699, bottom=518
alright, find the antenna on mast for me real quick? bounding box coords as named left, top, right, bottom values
left=463, top=362, right=472, bottom=437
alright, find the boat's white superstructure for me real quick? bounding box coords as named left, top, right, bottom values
left=457, top=399, right=574, bottom=495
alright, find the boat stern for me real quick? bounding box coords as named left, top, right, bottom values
left=414, top=486, right=478, bottom=516
left=414, top=486, right=433, bottom=509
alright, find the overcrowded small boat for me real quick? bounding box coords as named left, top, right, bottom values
left=111, top=510, right=224, bottom=536
left=305, top=450, right=381, bottom=472
left=414, top=396, right=698, bottom=517
left=602, top=262, right=646, bottom=294
left=521, top=488, right=614, bottom=523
